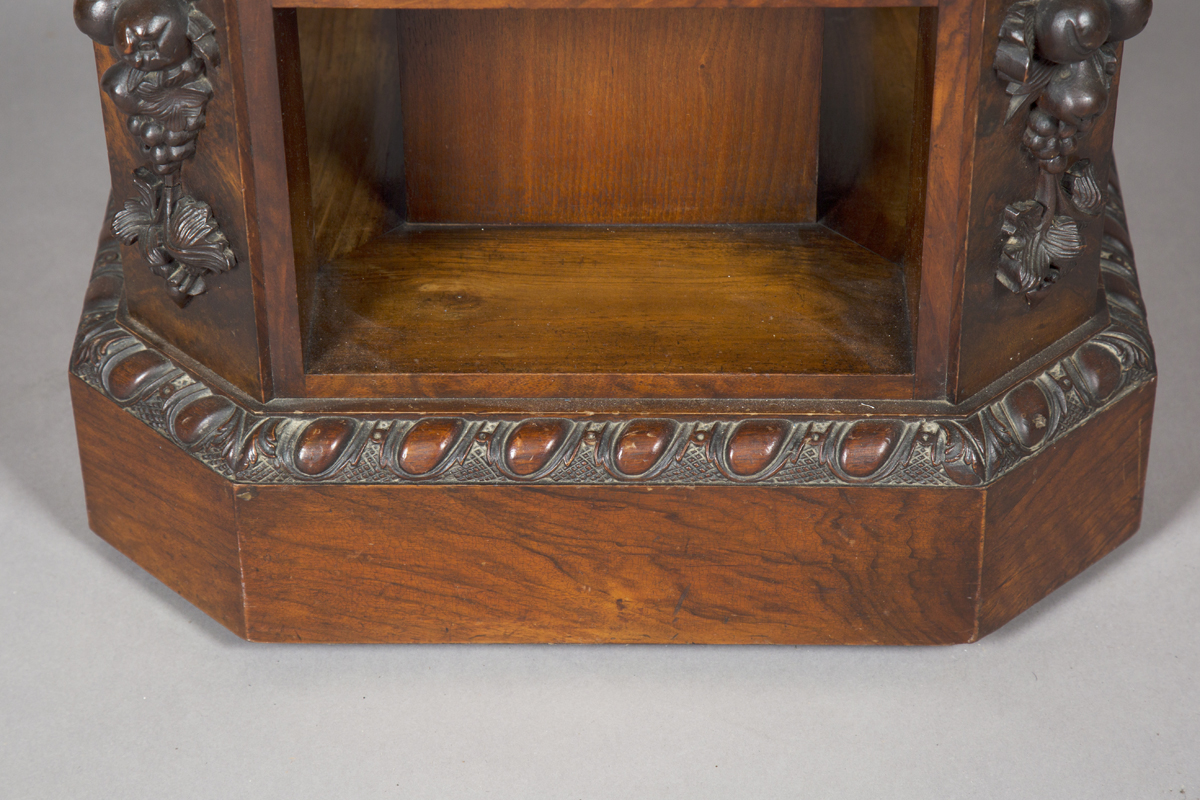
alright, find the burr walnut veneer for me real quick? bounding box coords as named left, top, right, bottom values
left=70, top=0, right=1156, bottom=642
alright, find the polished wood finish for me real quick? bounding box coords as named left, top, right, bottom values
left=72, top=374, right=246, bottom=637
left=70, top=368, right=1156, bottom=644
left=237, top=484, right=981, bottom=644
left=305, top=225, right=911, bottom=397
left=238, top=0, right=1028, bottom=405
left=978, top=380, right=1154, bottom=636
left=912, top=0, right=988, bottom=399
left=229, top=0, right=309, bottom=397
left=819, top=7, right=925, bottom=265
left=294, top=9, right=405, bottom=265
left=92, top=0, right=271, bottom=400
left=73, top=0, right=1157, bottom=644
left=302, top=371, right=917, bottom=402
left=951, top=0, right=1121, bottom=401
left=397, top=9, right=821, bottom=224
left=277, top=6, right=933, bottom=400
left=87, top=0, right=1145, bottom=408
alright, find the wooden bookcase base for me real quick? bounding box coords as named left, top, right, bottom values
left=73, top=374, right=1153, bottom=644
left=69, top=0, right=1159, bottom=644
left=70, top=189, right=1156, bottom=644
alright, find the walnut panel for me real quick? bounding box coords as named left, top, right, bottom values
left=72, top=375, right=246, bottom=637
left=238, top=484, right=982, bottom=644
left=397, top=8, right=822, bottom=224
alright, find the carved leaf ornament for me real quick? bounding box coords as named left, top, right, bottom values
left=994, top=0, right=1150, bottom=297
left=73, top=182, right=1154, bottom=490
left=76, top=0, right=235, bottom=307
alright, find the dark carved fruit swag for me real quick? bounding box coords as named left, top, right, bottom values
left=994, top=0, right=1150, bottom=297
left=76, top=0, right=235, bottom=307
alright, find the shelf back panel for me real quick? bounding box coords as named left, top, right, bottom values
left=397, top=8, right=822, bottom=224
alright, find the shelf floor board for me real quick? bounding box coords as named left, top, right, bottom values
left=306, top=224, right=912, bottom=386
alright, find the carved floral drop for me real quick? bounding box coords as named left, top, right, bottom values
left=994, top=0, right=1150, bottom=297
left=76, top=0, right=235, bottom=307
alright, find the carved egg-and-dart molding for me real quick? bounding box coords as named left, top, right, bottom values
left=994, top=0, right=1151, bottom=297
left=76, top=0, right=235, bottom=308
left=72, top=182, right=1154, bottom=490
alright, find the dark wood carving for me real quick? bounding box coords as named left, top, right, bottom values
left=76, top=0, right=235, bottom=307
left=993, top=0, right=1150, bottom=296
left=73, top=181, right=1153, bottom=491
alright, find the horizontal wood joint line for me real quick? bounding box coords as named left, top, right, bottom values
left=273, top=0, right=939, bottom=8
left=302, top=373, right=917, bottom=401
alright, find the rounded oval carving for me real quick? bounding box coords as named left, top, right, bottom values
left=1102, top=271, right=1144, bottom=314
left=73, top=0, right=122, bottom=46
left=294, top=419, right=357, bottom=476
left=84, top=273, right=123, bottom=307
left=614, top=420, right=674, bottom=476
left=106, top=349, right=172, bottom=402
left=1035, top=0, right=1111, bottom=64
left=838, top=420, right=904, bottom=479
left=943, top=457, right=985, bottom=487
left=397, top=419, right=464, bottom=476
left=727, top=420, right=790, bottom=477
left=172, top=394, right=234, bottom=445
left=1073, top=343, right=1122, bottom=402
left=506, top=420, right=570, bottom=477
left=1004, top=381, right=1053, bottom=449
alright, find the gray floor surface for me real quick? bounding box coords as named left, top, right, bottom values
left=2, top=2, right=1198, bottom=797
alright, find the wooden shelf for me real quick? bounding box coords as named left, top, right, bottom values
left=304, top=223, right=912, bottom=398
left=71, top=0, right=1158, bottom=644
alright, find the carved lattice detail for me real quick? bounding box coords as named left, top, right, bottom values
left=73, top=182, right=1153, bottom=489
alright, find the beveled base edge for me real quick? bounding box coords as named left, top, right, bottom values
left=72, top=369, right=1154, bottom=644
left=71, top=179, right=1157, bottom=643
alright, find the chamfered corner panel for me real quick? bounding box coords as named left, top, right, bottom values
left=71, top=373, right=246, bottom=638
left=977, top=380, right=1156, bottom=637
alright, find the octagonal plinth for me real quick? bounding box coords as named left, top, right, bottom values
left=72, top=377, right=1152, bottom=644
left=69, top=189, right=1156, bottom=644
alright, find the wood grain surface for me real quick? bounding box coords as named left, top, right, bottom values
left=819, top=7, right=925, bottom=265
left=71, top=374, right=246, bottom=637
left=93, top=0, right=271, bottom=400
left=911, top=0, right=988, bottom=400
left=978, top=380, right=1155, bottom=637
left=951, top=0, right=1120, bottom=401
left=300, top=370, right=916, bottom=401
left=237, top=483, right=982, bottom=644
left=305, top=225, right=912, bottom=382
left=70, top=367, right=1156, bottom=644
left=397, top=8, right=821, bottom=224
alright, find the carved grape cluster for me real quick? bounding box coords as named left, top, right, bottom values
left=75, top=0, right=234, bottom=307
left=75, top=0, right=219, bottom=176
left=997, top=0, right=1151, bottom=145
left=993, top=0, right=1150, bottom=296
left=1023, top=107, right=1083, bottom=174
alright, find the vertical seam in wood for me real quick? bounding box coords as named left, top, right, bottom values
left=233, top=0, right=306, bottom=399
left=973, top=489, right=987, bottom=641
left=221, top=0, right=272, bottom=402
left=946, top=18, right=985, bottom=404
left=231, top=484, right=251, bottom=641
